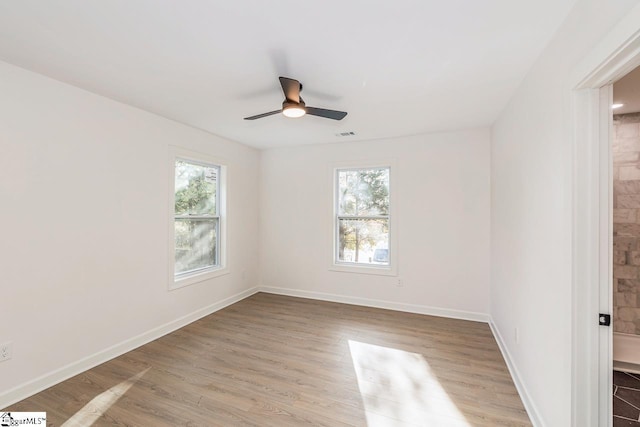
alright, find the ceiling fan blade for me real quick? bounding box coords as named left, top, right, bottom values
left=305, top=107, right=348, bottom=120
left=243, top=110, right=282, bottom=120
left=279, top=76, right=300, bottom=103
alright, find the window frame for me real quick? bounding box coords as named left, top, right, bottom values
left=169, top=147, right=228, bottom=290
left=330, top=161, right=398, bottom=276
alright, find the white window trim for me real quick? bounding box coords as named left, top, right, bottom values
left=168, top=146, right=228, bottom=290
left=329, top=159, right=398, bottom=276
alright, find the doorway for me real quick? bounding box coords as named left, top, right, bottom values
left=572, top=26, right=640, bottom=426
left=611, top=64, right=640, bottom=426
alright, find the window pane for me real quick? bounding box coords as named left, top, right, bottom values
left=338, top=168, right=389, bottom=216
left=175, top=218, right=217, bottom=275
left=337, top=218, right=389, bottom=265
left=175, top=160, right=217, bottom=215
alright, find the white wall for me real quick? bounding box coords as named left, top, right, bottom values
left=260, top=130, right=490, bottom=318
left=0, top=61, right=259, bottom=402
left=490, top=0, right=639, bottom=425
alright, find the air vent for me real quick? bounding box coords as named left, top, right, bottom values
left=335, top=131, right=356, bottom=137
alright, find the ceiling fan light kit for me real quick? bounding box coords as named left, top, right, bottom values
left=244, top=76, right=347, bottom=121
left=282, top=100, right=306, bottom=118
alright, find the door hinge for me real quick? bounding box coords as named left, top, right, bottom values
left=599, top=313, right=611, bottom=326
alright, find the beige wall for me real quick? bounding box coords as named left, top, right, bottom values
left=0, top=60, right=260, bottom=401
left=490, top=0, right=640, bottom=424
left=259, top=129, right=491, bottom=317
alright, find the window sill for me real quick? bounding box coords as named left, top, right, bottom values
left=329, top=263, right=397, bottom=277
left=170, top=266, right=229, bottom=291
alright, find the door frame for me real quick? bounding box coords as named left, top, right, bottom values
left=572, top=19, right=640, bottom=426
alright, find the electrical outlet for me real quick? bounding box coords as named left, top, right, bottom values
left=0, top=342, right=12, bottom=362
left=396, top=278, right=404, bottom=287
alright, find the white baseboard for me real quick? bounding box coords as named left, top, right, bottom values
left=258, top=286, right=489, bottom=322
left=614, top=332, right=640, bottom=365
left=0, top=286, right=259, bottom=410
left=614, top=360, right=640, bottom=375
left=489, top=319, right=543, bottom=427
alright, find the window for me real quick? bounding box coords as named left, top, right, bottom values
left=335, top=166, right=391, bottom=270
left=170, top=150, right=227, bottom=288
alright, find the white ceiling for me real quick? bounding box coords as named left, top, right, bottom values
left=0, top=1, right=576, bottom=149
left=614, top=65, right=640, bottom=115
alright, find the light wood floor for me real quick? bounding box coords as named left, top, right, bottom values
left=5, top=293, right=531, bottom=426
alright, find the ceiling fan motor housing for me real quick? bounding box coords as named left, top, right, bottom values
left=283, top=99, right=305, bottom=110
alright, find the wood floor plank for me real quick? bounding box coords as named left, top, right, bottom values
left=4, top=293, right=531, bottom=426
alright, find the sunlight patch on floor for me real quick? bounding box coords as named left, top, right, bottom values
left=61, top=367, right=150, bottom=427
left=348, top=340, right=470, bottom=426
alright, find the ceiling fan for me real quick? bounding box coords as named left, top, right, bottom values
left=244, top=77, right=347, bottom=121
